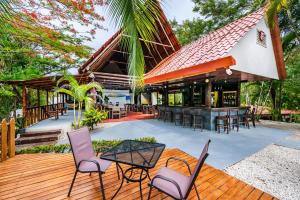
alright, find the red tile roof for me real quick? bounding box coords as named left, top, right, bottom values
left=145, top=7, right=265, bottom=83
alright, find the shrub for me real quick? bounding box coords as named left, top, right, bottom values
left=16, top=137, right=157, bottom=154
left=81, top=109, right=108, bottom=130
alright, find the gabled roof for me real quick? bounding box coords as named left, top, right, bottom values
left=144, top=8, right=266, bottom=84
left=79, top=5, right=180, bottom=74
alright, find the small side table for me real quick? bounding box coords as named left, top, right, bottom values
left=101, top=140, right=165, bottom=200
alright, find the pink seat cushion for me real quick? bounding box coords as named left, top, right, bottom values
left=78, top=156, right=112, bottom=172
left=152, top=167, right=190, bottom=199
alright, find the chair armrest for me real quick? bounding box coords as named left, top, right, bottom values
left=77, top=159, right=101, bottom=172
left=150, top=175, right=183, bottom=199
left=166, top=157, right=192, bottom=175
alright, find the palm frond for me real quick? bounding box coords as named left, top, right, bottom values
left=265, top=0, right=290, bottom=29
left=54, top=87, right=75, bottom=98
left=0, top=0, right=12, bottom=20
left=107, top=0, right=161, bottom=88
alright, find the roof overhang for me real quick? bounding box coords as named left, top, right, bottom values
left=144, top=56, right=236, bottom=84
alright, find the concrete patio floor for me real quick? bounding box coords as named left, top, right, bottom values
left=26, top=111, right=295, bottom=170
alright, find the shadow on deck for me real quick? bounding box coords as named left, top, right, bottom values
left=0, top=149, right=276, bottom=200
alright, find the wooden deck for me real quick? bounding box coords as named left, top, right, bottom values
left=0, top=149, right=277, bottom=200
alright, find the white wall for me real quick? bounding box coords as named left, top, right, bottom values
left=103, top=89, right=131, bottom=106
left=229, top=19, right=279, bottom=80
left=151, top=92, right=158, bottom=105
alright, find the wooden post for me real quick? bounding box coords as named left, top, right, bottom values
left=37, top=89, right=40, bottom=121
left=1, top=119, right=8, bottom=161
left=205, top=81, right=212, bottom=108
left=237, top=82, right=241, bottom=107
left=8, top=118, right=15, bottom=158
left=22, top=85, right=27, bottom=128
left=46, top=90, right=49, bottom=106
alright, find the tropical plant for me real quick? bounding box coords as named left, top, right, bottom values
left=107, top=0, right=161, bottom=88
left=16, top=137, right=157, bottom=154
left=55, top=73, right=103, bottom=129
left=81, top=109, right=108, bottom=130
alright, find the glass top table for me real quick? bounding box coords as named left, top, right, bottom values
left=100, top=140, right=165, bottom=199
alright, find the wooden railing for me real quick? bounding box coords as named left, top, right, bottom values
left=0, top=118, right=15, bottom=162
left=25, top=103, right=64, bottom=127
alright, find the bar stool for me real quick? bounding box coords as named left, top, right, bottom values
left=239, top=107, right=250, bottom=128
left=191, top=109, right=204, bottom=131
left=164, top=107, right=173, bottom=122
left=158, top=106, right=165, bottom=120
left=229, top=108, right=239, bottom=132
left=174, top=107, right=183, bottom=126
left=215, top=109, right=230, bottom=134
left=182, top=108, right=192, bottom=127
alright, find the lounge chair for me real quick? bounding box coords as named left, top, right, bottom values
left=148, top=140, right=210, bottom=200
left=67, top=127, right=116, bottom=199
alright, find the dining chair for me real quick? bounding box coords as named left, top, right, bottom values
left=67, top=127, right=117, bottom=199
left=148, top=140, right=210, bottom=200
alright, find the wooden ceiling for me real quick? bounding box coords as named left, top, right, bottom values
left=79, top=5, right=180, bottom=76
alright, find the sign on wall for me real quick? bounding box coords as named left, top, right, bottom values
left=257, top=29, right=267, bottom=47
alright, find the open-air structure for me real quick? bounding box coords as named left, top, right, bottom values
left=0, top=7, right=286, bottom=130
left=0, top=5, right=292, bottom=200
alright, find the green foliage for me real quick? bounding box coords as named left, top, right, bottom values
left=81, top=109, right=108, bottom=130
left=55, top=73, right=103, bottom=129
left=107, top=0, right=161, bottom=88
left=16, top=137, right=157, bottom=154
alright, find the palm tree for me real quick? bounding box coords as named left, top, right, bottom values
left=0, top=0, right=11, bottom=20
left=107, top=0, right=161, bottom=88
left=55, top=74, right=102, bottom=129
left=264, top=0, right=299, bottom=42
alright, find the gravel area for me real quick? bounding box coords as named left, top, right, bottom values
left=225, top=144, right=300, bottom=200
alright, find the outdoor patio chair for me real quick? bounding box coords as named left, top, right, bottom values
left=215, top=110, right=230, bottom=134
left=148, top=140, right=211, bottom=200
left=112, top=107, right=121, bottom=119
left=174, top=107, right=183, bottom=126
left=67, top=127, right=118, bottom=199
left=120, top=107, right=127, bottom=118
left=182, top=108, right=192, bottom=127
left=158, top=106, right=165, bottom=120
left=191, top=109, right=204, bottom=131
left=239, top=107, right=250, bottom=128
left=229, top=108, right=239, bottom=132
left=164, top=107, right=173, bottom=122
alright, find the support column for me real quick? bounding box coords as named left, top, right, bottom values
left=237, top=81, right=241, bottom=107
left=22, top=85, right=27, bottom=127
left=37, top=89, right=40, bottom=121
left=205, top=81, right=212, bottom=108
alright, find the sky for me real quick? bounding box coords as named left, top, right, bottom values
left=85, top=0, right=198, bottom=50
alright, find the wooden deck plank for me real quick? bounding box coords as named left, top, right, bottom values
left=0, top=149, right=275, bottom=200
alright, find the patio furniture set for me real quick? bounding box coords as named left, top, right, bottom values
left=98, top=104, right=157, bottom=119
left=158, top=106, right=256, bottom=133
left=67, top=127, right=210, bottom=200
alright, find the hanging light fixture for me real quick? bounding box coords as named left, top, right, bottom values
left=226, top=68, right=233, bottom=76
left=205, top=78, right=209, bottom=83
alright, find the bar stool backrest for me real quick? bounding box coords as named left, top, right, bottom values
left=183, top=108, right=190, bottom=115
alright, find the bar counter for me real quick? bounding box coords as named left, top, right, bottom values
left=157, top=106, right=248, bottom=130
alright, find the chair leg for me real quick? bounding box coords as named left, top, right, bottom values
left=98, top=172, right=106, bottom=200
left=194, top=183, right=200, bottom=200
left=116, top=163, right=120, bottom=180
left=147, top=185, right=153, bottom=200
left=68, top=170, right=78, bottom=197
left=89, top=172, right=92, bottom=176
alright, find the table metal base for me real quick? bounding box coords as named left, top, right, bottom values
left=111, top=163, right=151, bottom=200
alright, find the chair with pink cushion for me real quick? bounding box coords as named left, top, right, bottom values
left=67, top=127, right=116, bottom=199
left=147, top=140, right=210, bottom=200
